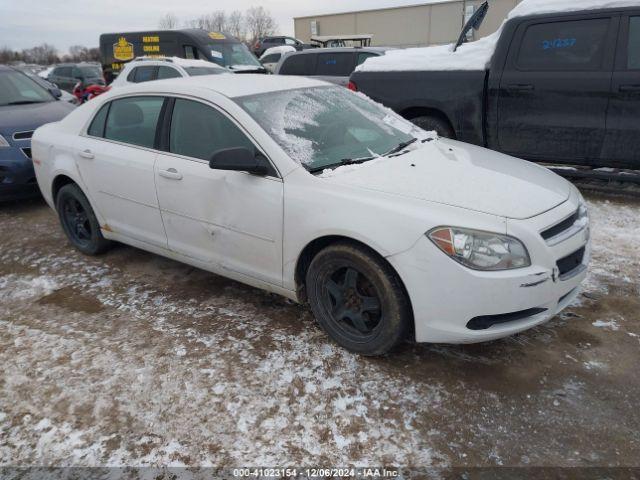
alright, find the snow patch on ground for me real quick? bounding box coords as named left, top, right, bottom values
left=592, top=319, right=620, bottom=331
left=0, top=274, right=60, bottom=301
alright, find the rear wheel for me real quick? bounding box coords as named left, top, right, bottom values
left=306, top=243, right=411, bottom=356
left=410, top=115, right=454, bottom=138
left=56, top=183, right=110, bottom=255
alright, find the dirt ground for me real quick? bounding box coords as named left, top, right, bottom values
left=0, top=191, right=638, bottom=469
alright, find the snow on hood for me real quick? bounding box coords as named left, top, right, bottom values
left=260, top=45, right=296, bottom=59
left=356, top=0, right=640, bottom=73
left=319, top=138, right=571, bottom=219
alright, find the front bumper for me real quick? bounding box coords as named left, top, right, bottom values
left=388, top=191, right=590, bottom=344
left=0, top=145, right=40, bottom=201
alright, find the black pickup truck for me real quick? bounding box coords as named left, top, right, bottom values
left=350, top=3, right=640, bottom=170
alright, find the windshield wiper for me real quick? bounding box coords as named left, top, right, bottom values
left=5, top=100, right=47, bottom=106
left=383, top=137, right=418, bottom=157
left=308, top=155, right=377, bottom=174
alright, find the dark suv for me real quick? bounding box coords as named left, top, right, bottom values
left=253, top=36, right=309, bottom=57
left=47, top=63, right=105, bottom=93
left=274, top=47, right=389, bottom=87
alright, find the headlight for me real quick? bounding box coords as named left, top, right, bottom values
left=0, top=134, right=9, bottom=148
left=428, top=227, right=531, bottom=271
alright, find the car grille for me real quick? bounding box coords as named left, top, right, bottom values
left=21, top=148, right=32, bottom=159
left=13, top=130, right=34, bottom=141
left=557, top=247, right=585, bottom=279
left=541, top=209, right=579, bottom=241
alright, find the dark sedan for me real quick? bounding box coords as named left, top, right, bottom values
left=0, top=65, right=75, bottom=201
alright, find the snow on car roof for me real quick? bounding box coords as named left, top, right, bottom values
left=132, top=56, right=224, bottom=69
left=260, top=46, right=296, bottom=59
left=356, top=0, right=640, bottom=73
left=116, top=73, right=328, bottom=99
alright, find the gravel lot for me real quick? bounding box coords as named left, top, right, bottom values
left=0, top=192, right=639, bottom=468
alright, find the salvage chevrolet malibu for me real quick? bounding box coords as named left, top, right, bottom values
left=32, top=75, right=590, bottom=355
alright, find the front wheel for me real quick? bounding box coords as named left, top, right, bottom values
left=306, top=243, right=411, bottom=356
left=56, top=183, right=111, bottom=255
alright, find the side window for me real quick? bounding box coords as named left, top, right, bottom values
left=629, top=16, right=640, bottom=69
left=356, top=52, right=378, bottom=66
left=87, top=103, right=110, bottom=137
left=279, top=54, right=314, bottom=75
left=261, top=54, right=280, bottom=64
left=315, top=52, right=354, bottom=76
left=104, top=96, right=164, bottom=148
left=284, top=38, right=297, bottom=45
left=272, top=38, right=285, bottom=45
left=57, top=67, right=72, bottom=78
left=127, top=67, right=137, bottom=82
left=517, top=18, right=610, bottom=71
left=184, top=46, right=198, bottom=59
left=169, top=98, right=255, bottom=160
left=133, top=66, right=156, bottom=83
left=157, top=66, right=182, bottom=79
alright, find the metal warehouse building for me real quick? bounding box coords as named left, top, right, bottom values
left=294, top=0, right=524, bottom=47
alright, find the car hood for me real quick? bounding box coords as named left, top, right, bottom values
left=319, top=139, right=571, bottom=220
left=0, top=101, right=74, bottom=137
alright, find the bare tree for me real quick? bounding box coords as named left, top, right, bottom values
left=244, top=6, right=276, bottom=44
left=68, top=45, right=90, bottom=62
left=21, top=44, right=59, bottom=64
left=210, top=10, right=227, bottom=32
left=159, top=12, right=179, bottom=29
left=227, top=10, right=245, bottom=40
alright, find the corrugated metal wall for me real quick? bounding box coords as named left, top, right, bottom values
left=294, top=0, right=523, bottom=47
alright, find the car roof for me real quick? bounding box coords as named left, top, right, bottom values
left=111, top=73, right=328, bottom=99
left=128, top=57, right=223, bottom=69
left=285, top=47, right=390, bottom=55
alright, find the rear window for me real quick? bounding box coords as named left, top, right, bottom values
left=315, top=53, right=354, bottom=76
left=517, top=18, right=610, bottom=71
left=279, top=54, right=315, bottom=75
left=357, top=52, right=379, bottom=66
left=629, top=16, right=640, bottom=69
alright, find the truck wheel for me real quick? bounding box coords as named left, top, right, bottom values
left=56, top=183, right=111, bottom=256
left=410, top=115, right=455, bottom=138
left=305, top=242, right=411, bottom=356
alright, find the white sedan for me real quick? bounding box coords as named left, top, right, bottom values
left=32, top=75, right=590, bottom=355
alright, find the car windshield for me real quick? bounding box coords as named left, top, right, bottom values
left=0, top=70, right=53, bottom=106
left=235, top=86, right=427, bottom=171
left=209, top=43, right=262, bottom=69
left=184, top=66, right=227, bottom=76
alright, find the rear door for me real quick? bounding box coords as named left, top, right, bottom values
left=497, top=14, right=618, bottom=164
left=602, top=13, right=640, bottom=168
left=312, top=52, right=356, bottom=86
left=74, top=96, right=168, bottom=247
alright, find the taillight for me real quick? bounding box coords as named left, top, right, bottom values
left=254, top=41, right=261, bottom=49
left=347, top=81, right=357, bottom=91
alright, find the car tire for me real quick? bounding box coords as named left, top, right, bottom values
left=410, top=115, right=455, bottom=138
left=56, top=183, right=111, bottom=256
left=305, top=242, right=411, bottom=356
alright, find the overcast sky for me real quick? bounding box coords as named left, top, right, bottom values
left=0, top=0, right=437, bottom=53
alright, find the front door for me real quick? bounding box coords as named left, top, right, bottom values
left=75, top=95, right=167, bottom=247
left=154, top=98, right=283, bottom=286
left=602, top=13, right=640, bottom=168
left=497, top=14, right=618, bottom=164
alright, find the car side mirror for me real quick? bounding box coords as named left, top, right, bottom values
left=209, top=147, right=270, bottom=176
left=48, top=86, right=62, bottom=99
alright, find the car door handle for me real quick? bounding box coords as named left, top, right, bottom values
left=78, top=149, right=94, bottom=159
left=619, top=85, right=640, bottom=93
left=158, top=168, right=183, bottom=180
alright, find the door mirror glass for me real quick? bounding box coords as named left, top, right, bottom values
left=209, top=147, right=269, bottom=175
